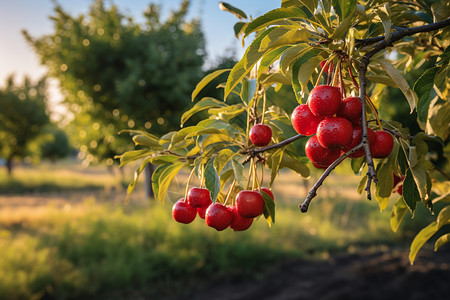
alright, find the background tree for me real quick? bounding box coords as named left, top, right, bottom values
left=0, top=75, right=50, bottom=175
left=24, top=0, right=205, bottom=168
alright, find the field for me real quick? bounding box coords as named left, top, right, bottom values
left=0, top=161, right=448, bottom=299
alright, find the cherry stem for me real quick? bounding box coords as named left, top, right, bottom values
left=300, top=144, right=364, bottom=212
left=331, top=59, right=341, bottom=87
left=339, top=63, right=346, bottom=98
left=315, top=54, right=337, bottom=88
left=261, top=89, right=267, bottom=124
left=247, top=157, right=254, bottom=190
left=184, top=167, right=196, bottom=201
left=224, top=179, right=236, bottom=206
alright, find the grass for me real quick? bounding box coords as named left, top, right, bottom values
left=0, top=162, right=435, bottom=299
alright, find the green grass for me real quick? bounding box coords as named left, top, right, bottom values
left=0, top=163, right=436, bottom=299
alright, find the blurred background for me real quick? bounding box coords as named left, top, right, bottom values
left=0, top=0, right=448, bottom=299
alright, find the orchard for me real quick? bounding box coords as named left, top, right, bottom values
left=118, top=0, right=450, bottom=264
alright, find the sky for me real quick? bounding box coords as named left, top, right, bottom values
left=0, top=0, right=281, bottom=88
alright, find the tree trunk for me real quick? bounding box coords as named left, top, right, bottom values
left=144, top=163, right=155, bottom=198
left=6, top=157, right=13, bottom=176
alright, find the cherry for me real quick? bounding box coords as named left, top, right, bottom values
left=370, top=130, right=394, bottom=158
left=197, top=206, right=208, bottom=219
left=342, top=126, right=376, bottom=158
left=393, top=174, right=405, bottom=196
left=316, top=117, right=353, bottom=149
left=205, top=203, right=234, bottom=231
left=260, top=187, right=274, bottom=200
left=338, top=97, right=362, bottom=122
left=229, top=205, right=253, bottom=231
left=305, top=135, right=341, bottom=168
left=249, top=124, right=272, bottom=147
left=187, top=187, right=212, bottom=208
left=172, top=199, right=197, bottom=224
left=236, top=190, right=264, bottom=218
left=307, top=85, right=342, bottom=117
left=320, top=60, right=334, bottom=74
left=291, top=104, right=324, bottom=136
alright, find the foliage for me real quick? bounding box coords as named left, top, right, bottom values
left=29, top=125, right=72, bottom=162
left=24, top=0, right=206, bottom=166
left=119, top=0, right=449, bottom=263
left=0, top=75, right=50, bottom=174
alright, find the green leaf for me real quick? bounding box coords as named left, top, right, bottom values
left=225, top=27, right=276, bottom=100
left=214, top=149, right=239, bottom=175
left=231, top=158, right=245, bottom=188
left=402, top=168, right=420, bottom=214
left=219, top=2, right=247, bottom=19
left=270, top=148, right=284, bottom=186
left=204, top=158, right=221, bottom=203
left=339, top=0, right=357, bottom=19
left=240, top=78, right=257, bottom=104
left=409, top=221, right=438, bottom=264
left=408, top=147, right=427, bottom=201
left=375, top=59, right=418, bottom=112
left=414, top=66, right=439, bottom=123
left=260, top=28, right=310, bottom=51
left=234, top=22, right=247, bottom=38
left=280, top=44, right=310, bottom=74
left=154, top=162, right=185, bottom=205
left=375, top=9, right=391, bottom=41
left=170, top=126, right=204, bottom=148
left=181, top=97, right=227, bottom=125
left=126, top=157, right=151, bottom=201
left=261, top=189, right=276, bottom=226
left=365, top=75, right=398, bottom=87
left=291, top=49, right=322, bottom=103
left=330, top=6, right=356, bottom=39
left=375, top=162, right=393, bottom=211
left=357, top=175, right=368, bottom=194
left=244, top=7, right=306, bottom=37
left=435, top=233, right=450, bottom=251
left=117, top=149, right=152, bottom=167
left=191, top=69, right=231, bottom=102
left=258, top=46, right=291, bottom=78
left=132, top=135, right=162, bottom=149
left=390, top=196, right=408, bottom=233
left=437, top=206, right=450, bottom=228
left=280, top=155, right=310, bottom=178
left=351, top=157, right=365, bottom=175
left=150, top=155, right=181, bottom=165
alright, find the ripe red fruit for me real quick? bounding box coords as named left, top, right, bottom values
left=371, top=130, right=394, bottom=158
left=320, top=60, right=334, bottom=74
left=236, top=190, right=265, bottom=218
left=188, top=187, right=212, bottom=208
left=316, top=117, right=353, bottom=149
left=393, top=174, right=405, bottom=196
left=205, top=203, right=234, bottom=231
left=342, top=126, right=376, bottom=158
left=305, top=135, right=341, bottom=168
left=172, top=199, right=197, bottom=224
left=197, top=206, right=208, bottom=219
left=249, top=124, right=272, bottom=147
left=338, top=97, right=362, bottom=121
left=291, top=104, right=324, bottom=136
left=307, top=85, right=342, bottom=117
left=260, top=187, right=274, bottom=200
left=229, top=205, right=253, bottom=231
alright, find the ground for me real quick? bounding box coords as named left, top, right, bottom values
left=178, top=247, right=450, bottom=300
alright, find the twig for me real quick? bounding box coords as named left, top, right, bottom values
left=243, top=134, right=306, bottom=157
left=300, top=144, right=364, bottom=212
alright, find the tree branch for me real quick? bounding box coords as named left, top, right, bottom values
left=243, top=133, right=306, bottom=156
left=300, top=144, right=364, bottom=212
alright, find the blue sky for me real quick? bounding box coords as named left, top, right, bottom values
left=0, top=0, right=281, bottom=86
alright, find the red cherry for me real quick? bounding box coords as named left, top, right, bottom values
left=229, top=205, right=253, bottom=231
left=291, top=104, right=324, bottom=136
left=305, top=135, right=341, bottom=168
left=320, top=60, right=334, bottom=74
left=236, top=190, right=264, bottom=218
left=205, top=203, right=234, bottom=231
left=197, top=206, right=208, bottom=219
left=188, top=187, right=212, bottom=208
left=172, top=199, right=197, bottom=224
left=249, top=124, right=272, bottom=147
left=260, top=187, right=274, bottom=200
left=307, top=85, right=342, bottom=117
left=370, top=131, right=394, bottom=158
left=316, top=117, right=353, bottom=149
left=393, top=174, right=405, bottom=196
left=342, top=126, right=376, bottom=158
left=338, top=97, right=362, bottom=121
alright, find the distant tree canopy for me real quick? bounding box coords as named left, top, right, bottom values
left=24, top=0, right=206, bottom=166
left=0, top=75, right=50, bottom=174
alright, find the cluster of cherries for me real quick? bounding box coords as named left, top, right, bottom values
left=172, top=187, right=274, bottom=231
left=291, top=85, right=394, bottom=168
